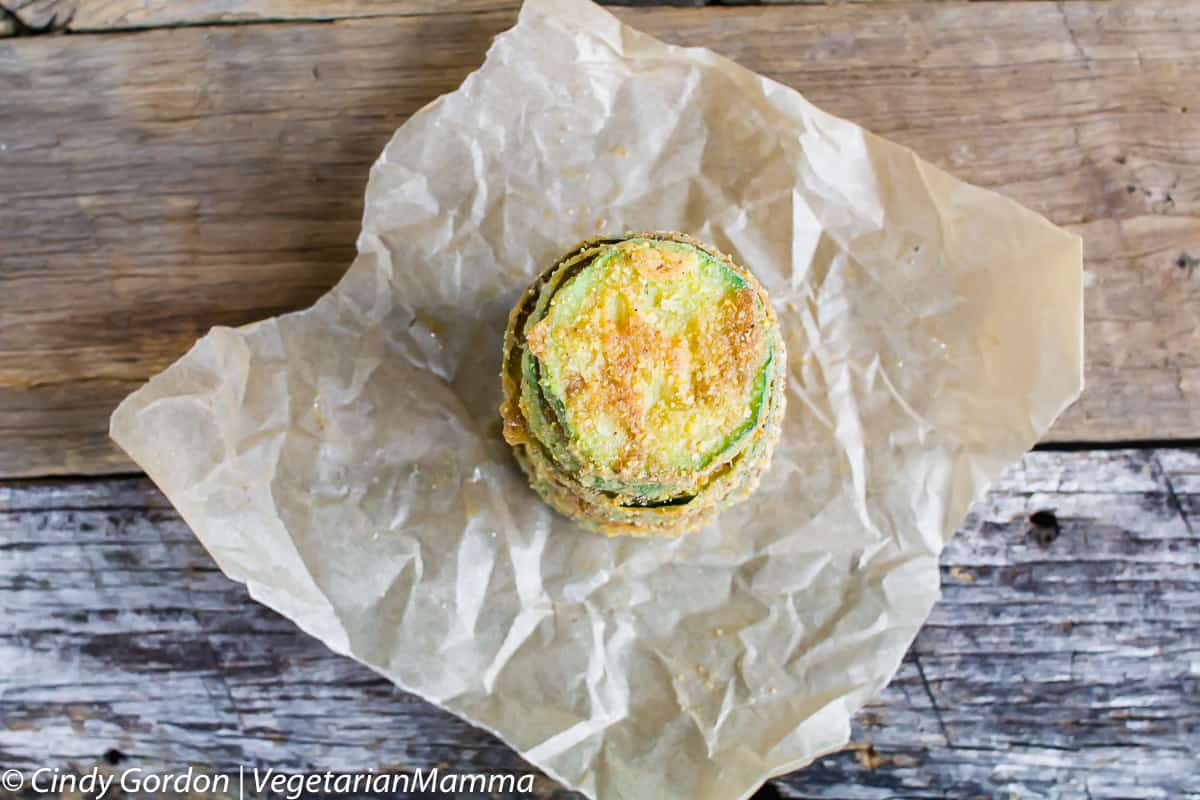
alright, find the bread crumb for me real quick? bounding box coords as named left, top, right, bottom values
left=949, top=566, right=975, bottom=583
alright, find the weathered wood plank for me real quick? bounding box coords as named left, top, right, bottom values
left=1, top=2, right=1198, bottom=477
left=0, top=0, right=504, bottom=38
left=0, top=0, right=1021, bottom=39
left=1, top=449, right=1197, bottom=798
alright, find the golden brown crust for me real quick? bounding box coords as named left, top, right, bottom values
left=499, top=231, right=786, bottom=538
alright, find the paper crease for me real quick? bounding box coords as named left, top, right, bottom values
left=110, top=1, right=1084, bottom=797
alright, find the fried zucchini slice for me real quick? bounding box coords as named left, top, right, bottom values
left=500, top=232, right=786, bottom=538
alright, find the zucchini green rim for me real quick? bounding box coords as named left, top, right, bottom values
left=500, top=232, right=786, bottom=537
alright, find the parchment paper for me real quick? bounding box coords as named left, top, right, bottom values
left=110, top=0, right=1084, bottom=796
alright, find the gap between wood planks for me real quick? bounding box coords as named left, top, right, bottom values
left=0, top=442, right=1191, bottom=485
left=1036, top=438, right=1200, bottom=452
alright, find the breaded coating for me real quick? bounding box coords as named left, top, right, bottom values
left=500, top=232, right=786, bottom=538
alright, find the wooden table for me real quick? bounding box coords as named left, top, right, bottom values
left=1, top=1, right=1197, bottom=798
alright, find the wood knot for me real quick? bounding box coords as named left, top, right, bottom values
left=1176, top=252, right=1198, bottom=277
left=1028, top=509, right=1060, bottom=547
left=103, top=748, right=125, bottom=765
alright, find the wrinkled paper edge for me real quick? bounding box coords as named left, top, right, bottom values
left=109, top=0, right=1086, bottom=795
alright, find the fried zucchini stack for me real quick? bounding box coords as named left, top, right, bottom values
left=500, top=233, right=786, bottom=538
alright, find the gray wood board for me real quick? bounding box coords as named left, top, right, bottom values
left=1, top=448, right=1198, bottom=798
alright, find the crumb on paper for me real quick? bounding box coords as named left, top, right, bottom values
left=413, top=313, right=444, bottom=337
left=312, top=398, right=327, bottom=431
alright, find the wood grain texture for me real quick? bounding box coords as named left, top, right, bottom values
left=1, top=449, right=1198, bottom=798
left=1, top=2, right=1198, bottom=477
left=0, top=0, right=982, bottom=38
left=0, top=0, right=507, bottom=37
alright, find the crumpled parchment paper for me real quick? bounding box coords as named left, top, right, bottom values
left=110, top=0, right=1084, bottom=796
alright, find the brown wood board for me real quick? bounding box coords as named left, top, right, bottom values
left=1, top=2, right=1198, bottom=477
left=0, top=0, right=1021, bottom=38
